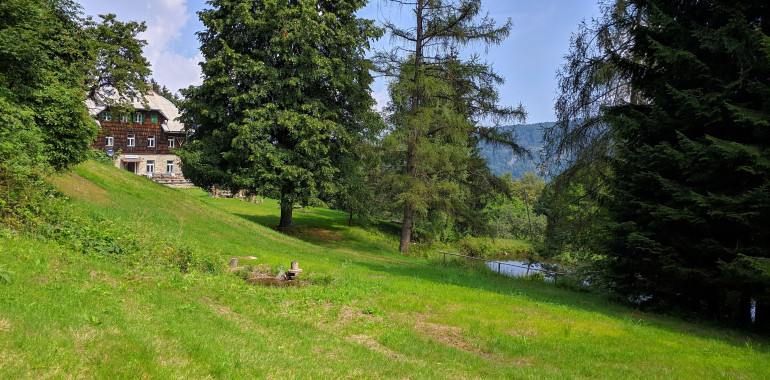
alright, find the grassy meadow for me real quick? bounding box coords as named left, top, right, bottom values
left=0, top=160, right=768, bottom=379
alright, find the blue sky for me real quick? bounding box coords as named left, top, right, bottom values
left=78, top=0, right=600, bottom=123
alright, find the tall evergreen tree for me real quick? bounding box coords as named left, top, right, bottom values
left=375, top=0, right=525, bottom=253
left=604, top=0, right=770, bottom=329
left=179, top=0, right=381, bottom=229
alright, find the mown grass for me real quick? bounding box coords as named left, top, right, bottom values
left=0, top=160, right=768, bottom=379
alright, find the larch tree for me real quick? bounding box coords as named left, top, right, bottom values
left=375, top=0, right=525, bottom=253
left=179, top=0, right=381, bottom=229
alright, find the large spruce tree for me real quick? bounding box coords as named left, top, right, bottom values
left=179, top=0, right=380, bottom=229
left=604, top=0, right=770, bottom=328
left=376, top=0, right=525, bottom=253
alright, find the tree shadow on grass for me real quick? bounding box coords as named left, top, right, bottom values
left=234, top=211, right=403, bottom=246
left=353, top=258, right=770, bottom=352
left=229, top=206, right=768, bottom=351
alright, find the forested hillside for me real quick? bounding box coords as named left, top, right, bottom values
left=479, top=123, right=553, bottom=179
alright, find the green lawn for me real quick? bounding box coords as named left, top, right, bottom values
left=0, top=160, right=767, bottom=379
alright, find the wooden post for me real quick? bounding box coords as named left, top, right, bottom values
left=443, top=251, right=446, bottom=265
left=526, top=263, right=531, bottom=275
left=498, top=262, right=501, bottom=274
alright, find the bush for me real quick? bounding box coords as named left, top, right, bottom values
left=153, top=242, right=223, bottom=274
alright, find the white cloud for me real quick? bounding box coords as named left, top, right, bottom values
left=134, top=0, right=201, bottom=93
left=371, top=88, right=389, bottom=112
left=152, top=51, right=203, bottom=93
left=79, top=1, right=202, bottom=93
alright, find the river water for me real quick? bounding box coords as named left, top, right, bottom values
left=486, top=260, right=558, bottom=282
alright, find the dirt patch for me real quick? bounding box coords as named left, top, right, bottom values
left=32, top=274, right=52, bottom=285
left=301, top=228, right=342, bottom=242
left=412, top=316, right=530, bottom=366
left=312, top=345, right=339, bottom=361
left=69, top=325, right=98, bottom=354
left=337, top=306, right=357, bottom=326
left=346, top=334, right=413, bottom=362
left=199, top=298, right=267, bottom=333
left=89, top=270, right=121, bottom=288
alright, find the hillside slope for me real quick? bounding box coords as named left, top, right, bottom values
left=479, top=122, right=552, bottom=179
left=0, top=160, right=767, bottom=379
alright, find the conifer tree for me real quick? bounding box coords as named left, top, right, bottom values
left=375, top=0, right=525, bottom=253
left=179, top=0, right=381, bottom=229
left=604, top=0, right=770, bottom=328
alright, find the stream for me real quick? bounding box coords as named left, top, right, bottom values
left=486, top=260, right=559, bottom=282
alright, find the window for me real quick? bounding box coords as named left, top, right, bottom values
left=101, top=112, right=112, bottom=121
left=148, top=136, right=155, bottom=148
left=166, top=160, right=174, bottom=174
left=127, top=134, right=135, bottom=147
left=150, top=114, right=158, bottom=124
left=105, top=136, right=114, bottom=146
left=120, top=115, right=128, bottom=123
left=133, top=113, right=144, bottom=123
left=146, top=160, right=155, bottom=175
left=168, top=138, right=175, bottom=148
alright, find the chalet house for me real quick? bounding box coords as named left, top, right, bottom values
left=86, top=87, right=190, bottom=187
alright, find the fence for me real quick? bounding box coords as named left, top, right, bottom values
left=437, top=250, right=566, bottom=282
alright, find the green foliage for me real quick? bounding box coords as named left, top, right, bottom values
left=0, top=0, right=99, bottom=172
left=481, top=173, right=547, bottom=242
left=0, top=266, right=12, bottom=284
left=602, top=0, right=770, bottom=328
left=524, top=271, right=546, bottom=282
left=375, top=1, right=525, bottom=252
left=537, top=162, right=610, bottom=267
left=84, top=13, right=150, bottom=106
left=0, top=0, right=150, bottom=228
left=179, top=0, right=381, bottom=228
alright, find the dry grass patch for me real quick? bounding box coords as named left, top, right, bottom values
left=345, top=334, right=421, bottom=363
left=337, top=305, right=357, bottom=326
left=0, top=319, right=10, bottom=333
left=412, top=315, right=530, bottom=366
left=52, top=173, right=115, bottom=206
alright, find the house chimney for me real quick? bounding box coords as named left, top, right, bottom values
left=146, top=82, right=154, bottom=95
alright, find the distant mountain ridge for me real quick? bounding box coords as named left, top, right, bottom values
left=479, top=122, right=555, bottom=179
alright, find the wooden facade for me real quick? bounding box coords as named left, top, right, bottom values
left=92, top=110, right=185, bottom=154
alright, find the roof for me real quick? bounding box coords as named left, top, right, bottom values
left=85, top=88, right=184, bottom=133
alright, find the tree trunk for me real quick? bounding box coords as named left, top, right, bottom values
left=399, top=0, right=423, bottom=255
left=524, top=190, right=533, bottom=240
left=279, top=201, right=293, bottom=230
left=736, top=292, right=752, bottom=327
left=399, top=202, right=414, bottom=254
left=348, top=209, right=354, bottom=227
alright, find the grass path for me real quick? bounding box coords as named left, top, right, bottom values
left=0, top=160, right=767, bottom=378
